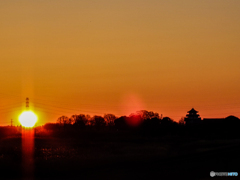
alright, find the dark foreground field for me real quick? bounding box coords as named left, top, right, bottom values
left=0, top=131, right=240, bottom=180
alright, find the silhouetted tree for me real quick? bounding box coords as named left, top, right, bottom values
left=57, top=116, right=69, bottom=125
left=160, top=117, right=175, bottom=126
left=161, top=117, right=179, bottom=136
left=91, top=116, right=106, bottom=127
left=73, top=114, right=88, bottom=128
left=178, top=117, right=185, bottom=125
left=223, top=115, right=240, bottom=137
left=70, top=115, right=78, bottom=124
left=140, top=117, right=160, bottom=136
left=114, top=116, right=128, bottom=130
left=225, top=115, right=240, bottom=124
left=85, top=114, right=91, bottom=126
left=135, top=110, right=159, bottom=120
left=104, top=114, right=116, bottom=126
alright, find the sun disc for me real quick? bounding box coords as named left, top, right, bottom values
left=19, top=111, right=38, bottom=128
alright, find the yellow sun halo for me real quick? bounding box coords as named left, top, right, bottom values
left=19, top=111, right=38, bottom=128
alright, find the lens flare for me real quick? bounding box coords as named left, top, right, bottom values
left=19, top=111, right=37, bottom=128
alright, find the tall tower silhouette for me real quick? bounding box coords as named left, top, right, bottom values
left=184, top=108, right=201, bottom=125
left=26, top=97, right=29, bottom=109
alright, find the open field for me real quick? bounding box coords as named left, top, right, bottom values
left=0, top=132, right=240, bottom=179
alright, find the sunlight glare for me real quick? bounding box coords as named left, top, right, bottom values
left=19, top=111, right=38, bottom=128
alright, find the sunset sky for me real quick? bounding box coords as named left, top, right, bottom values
left=0, top=0, right=240, bottom=126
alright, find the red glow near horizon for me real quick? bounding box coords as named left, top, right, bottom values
left=22, top=128, right=34, bottom=179
left=121, top=93, right=145, bottom=116
left=126, top=114, right=143, bottom=127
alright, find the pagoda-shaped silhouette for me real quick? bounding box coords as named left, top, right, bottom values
left=184, top=108, right=202, bottom=125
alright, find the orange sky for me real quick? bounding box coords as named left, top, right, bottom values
left=0, top=0, right=240, bottom=126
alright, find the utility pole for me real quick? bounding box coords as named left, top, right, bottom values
left=26, top=97, right=29, bottom=109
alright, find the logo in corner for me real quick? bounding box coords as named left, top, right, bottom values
left=210, top=171, right=215, bottom=177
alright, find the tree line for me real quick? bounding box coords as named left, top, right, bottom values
left=40, top=109, right=240, bottom=139
left=42, top=110, right=182, bottom=136
left=53, top=110, right=177, bottom=128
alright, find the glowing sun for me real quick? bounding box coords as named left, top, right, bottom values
left=19, top=111, right=38, bottom=128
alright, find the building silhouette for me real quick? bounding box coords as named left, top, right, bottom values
left=184, top=108, right=240, bottom=129
left=184, top=108, right=202, bottom=125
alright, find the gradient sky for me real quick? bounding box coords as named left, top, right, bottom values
left=0, top=0, right=240, bottom=126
